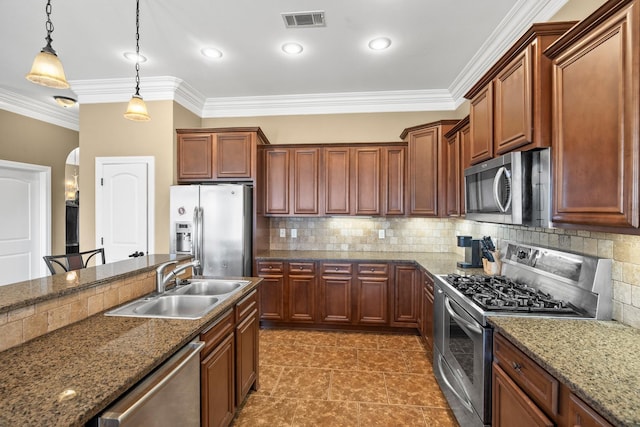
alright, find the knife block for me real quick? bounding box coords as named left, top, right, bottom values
left=456, top=236, right=483, bottom=268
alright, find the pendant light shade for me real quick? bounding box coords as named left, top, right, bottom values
left=124, top=0, right=150, bottom=121
left=124, top=94, right=151, bottom=121
left=25, top=0, right=69, bottom=89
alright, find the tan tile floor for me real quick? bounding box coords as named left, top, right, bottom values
left=231, top=329, right=459, bottom=427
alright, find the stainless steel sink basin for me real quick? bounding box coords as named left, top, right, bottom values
left=171, top=279, right=250, bottom=296
left=105, top=294, right=220, bottom=320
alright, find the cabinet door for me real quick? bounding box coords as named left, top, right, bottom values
left=236, top=309, right=258, bottom=405
left=383, top=146, right=405, bottom=215
left=469, top=83, right=494, bottom=165
left=393, top=265, right=420, bottom=325
left=408, top=128, right=439, bottom=216
left=288, top=274, right=316, bottom=322
left=201, top=332, right=235, bottom=427
left=320, top=275, right=352, bottom=324
left=446, top=134, right=461, bottom=217
left=460, top=123, right=471, bottom=215
left=264, top=149, right=290, bottom=215
left=292, top=148, right=320, bottom=215
left=492, top=363, right=553, bottom=427
left=423, top=276, right=434, bottom=350
left=352, top=147, right=381, bottom=215
left=568, top=393, right=614, bottom=427
left=258, top=275, right=285, bottom=321
left=215, top=132, right=253, bottom=179
left=355, top=276, right=388, bottom=325
left=177, top=134, right=214, bottom=182
left=494, top=48, right=532, bottom=155
left=324, top=147, right=351, bottom=215
left=551, top=6, right=638, bottom=228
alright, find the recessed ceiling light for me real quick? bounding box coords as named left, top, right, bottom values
left=123, top=52, right=147, bottom=63
left=282, top=42, right=304, bottom=55
left=368, top=37, right=392, bottom=51
left=201, top=47, right=223, bottom=59
left=53, top=96, right=77, bottom=108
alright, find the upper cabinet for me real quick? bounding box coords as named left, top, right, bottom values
left=465, top=22, right=577, bottom=164
left=444, top=116, right=470, bottom=217
left=176, top=128, right=270, bottom=183
left=262, top=143, right=406, bottom=217
left=545, top=0, right=640, bottom=229
left=401, top=120, right=457, bottom=217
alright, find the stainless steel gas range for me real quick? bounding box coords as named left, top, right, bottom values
left=432, top=241, right=612, bottom=427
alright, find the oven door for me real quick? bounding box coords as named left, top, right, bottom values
left=434, top=285, right=492, bottom=425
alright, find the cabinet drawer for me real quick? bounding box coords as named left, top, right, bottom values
left=236, top=290, right=258, bottom=323
left=321, top=263, right=353, bottom=275
left=356, top=263, right=388, bottom=276
left=424, top=273, right=434, bottom=294
left=494, top=333, right=559, bottom=416
left=568, top=393, right=613, bottom=427
left=200, top=309, right=234, bottom=357
left=288, top=262, right=315, bottom=275
left=256, top=261, right=284, bottom=274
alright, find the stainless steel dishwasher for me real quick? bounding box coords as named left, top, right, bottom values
left=98, top=340, right=204, bottom=427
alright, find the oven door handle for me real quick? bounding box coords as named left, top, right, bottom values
left=436, top=352, right=475, bottom=413
left=444, top=295, right=483, bottom=335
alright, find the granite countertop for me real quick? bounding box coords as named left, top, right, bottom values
left=0, top=254, right=191, bottom=315
left=0, top=277, right=262, bottom=427
left=490, top=317, right=640, bottom=427
left=256, top=250, right=484, bottom=276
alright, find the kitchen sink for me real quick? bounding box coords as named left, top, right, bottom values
left=105, top=294, right=221, bottom=320
left=171, top=279, right=250, bottom=296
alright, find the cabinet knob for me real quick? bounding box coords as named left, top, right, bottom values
left=299, top=266, right=303, bottom=270
left=269, top=266, right=273, bottom=269
left=512, top=362, right=522, bottom=372
left=335, top=267, right=339, bottom=271
left=370, top=268, right=375, bottom=272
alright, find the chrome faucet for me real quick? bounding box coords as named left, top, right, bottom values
left=155, top=259, right=200, bottom=294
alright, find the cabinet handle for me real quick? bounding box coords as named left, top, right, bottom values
left=512, top=362, right=522, bottom=372
left=370, top=268, right=375, bottom=272
left=335, top=267, right=339, bottom=271
left=299, top=266, right=303, bottom=270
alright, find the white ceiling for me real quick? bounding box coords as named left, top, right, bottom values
left=0, top=0, right=570, bottom=130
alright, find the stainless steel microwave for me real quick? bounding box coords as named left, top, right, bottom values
left=464, top=148, right=550, bottom=227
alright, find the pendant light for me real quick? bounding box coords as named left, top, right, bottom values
left=124, top=0, right=150, bottom=121
left=25, top=0, right=70, bottom=89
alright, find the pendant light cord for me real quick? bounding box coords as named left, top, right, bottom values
left=134, top=0, right=141, bottom=96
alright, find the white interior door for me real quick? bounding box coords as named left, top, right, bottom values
left=0, top=160, right=50, bottom=285
left=96, top=157, right=154, bottom=262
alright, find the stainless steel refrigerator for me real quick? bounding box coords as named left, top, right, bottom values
left=169, top=184, right=252, bottom=277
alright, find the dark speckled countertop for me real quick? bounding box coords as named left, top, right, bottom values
left=0, top=277, right=262, bottom=427
left=490, top=317, right=640, bottom=427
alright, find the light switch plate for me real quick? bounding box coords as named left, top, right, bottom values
left=280, top=228, right=286, bottom=238
left=291, top=229, right=297, bottom=238
left=378, top=229, right=385, bottom=239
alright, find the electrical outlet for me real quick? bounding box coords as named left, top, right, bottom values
left=378, top=229, right=385, bottom=239
left=279, top=228, right=286, bottom=238
left=291, top=229, right=297, bottom=238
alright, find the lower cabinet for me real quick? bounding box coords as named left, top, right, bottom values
left=420, top=272, right=435, bottom=350
left=200, top=289, right=260, bottom=427
left=392, top=264, right=420, bottom=326
left=493, top=332, right=613, bottom=427
left=355, top=263, right=389, bottom=325
left=287, top=262, right=316, bottom=323
left=319, top=263, right=354, bottom=324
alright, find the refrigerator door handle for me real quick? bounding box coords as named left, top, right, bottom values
left=197, top=207, right=204, bottom=275
left=192, top=207, right=200, bottom=274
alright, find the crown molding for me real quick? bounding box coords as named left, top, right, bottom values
left=0, top=88, right=79, bottom=131
left=71, top=76, right=184, bottom=104
left=201, top=89, right=457, bottom=118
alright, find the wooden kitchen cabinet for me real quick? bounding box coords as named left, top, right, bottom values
left=383, top=145, right=406, bottom=215
left=256, top=261, right=285, bottom=321
left=420, top=272, right=435, bottom=350
left=544, top=0, right=640, bottom=229
left=319, top=262, right=353, bottom=324
left=200, top=311, right=235, bottom=427
left=444, top=116, right=470, bottom=217
left=292, top=148, right=320, bottom=215
left=176, top=127, right=269, bottom=183
left=465, top=22, right=576, bottom=163
left=324, top=147, right=351, bottom=215
left=392, top=264, right=421, bottom=326
left=401, top=120, right=457, bottom=217
left=235, top=290, right=259, bottom=405
left=568, top=393, right=614, bottom=427
left=263, top=148, right=289, bottom=214
left=355, top=263, right=389, bottom=325
left=287, top=262, right=316, bottom=323
left=352, top=147, right=381, bottom=215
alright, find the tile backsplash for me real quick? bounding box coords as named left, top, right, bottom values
left=268, top=217, right=640, bottom=329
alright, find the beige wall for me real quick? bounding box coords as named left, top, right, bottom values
left=202, top=107, right=469, bottom=145
left=0, top=110, right=79, bottom=255
left=551, top=0, right=605, bottom=21
left=79, top=100, right=176, bottom=254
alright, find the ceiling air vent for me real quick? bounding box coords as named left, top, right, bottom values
left=282, top=11, right=325, bottom=28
